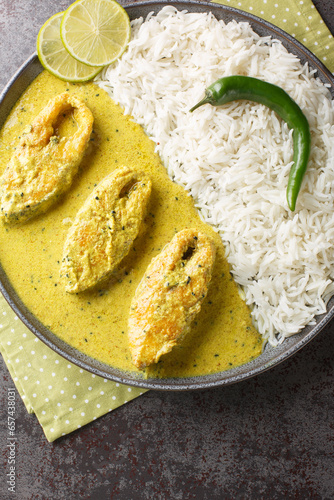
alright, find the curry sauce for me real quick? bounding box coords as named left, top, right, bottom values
left=0, top=71, right=262, bottom=378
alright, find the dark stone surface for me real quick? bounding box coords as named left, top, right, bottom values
left=0, top=1, right=334, bottom=499
left=313, top=0, right=334, bottom=34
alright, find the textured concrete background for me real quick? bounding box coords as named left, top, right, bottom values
left=0, top=1, right=334, bottom=499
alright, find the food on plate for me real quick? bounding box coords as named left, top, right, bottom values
left=99, top=6, right=334, bottom=346
left=0, top=72, right=262, bottom=377
left=61, top=166, right=152, bottom=293
left=0, top=93, right=93, bottom=224
left=128, top=229, right=216, bottom=369
left=1, top=4, right=334, bottom=379
left=190, top=75, right=311, bottom=212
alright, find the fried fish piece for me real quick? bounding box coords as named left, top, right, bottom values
left=0, top=93, right=94, bottom=224
left=128, top=228, right=216, bottom=369
left=61, top=166, right=152, bottom=293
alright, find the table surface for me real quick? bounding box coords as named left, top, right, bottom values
left=0, top=1, right=333, bottom=499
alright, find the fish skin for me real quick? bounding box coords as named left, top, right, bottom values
left=128, top=228, right=216, bottom=369
left=61, top=166, right=152, bottom=293
left=0, top=93, right=94, bottom=224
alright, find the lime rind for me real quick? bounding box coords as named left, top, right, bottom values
left=37, top=12, right=102, bottom=82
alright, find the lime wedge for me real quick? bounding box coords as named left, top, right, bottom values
left=60, top=0, right=131, bottom=67
left=37, top=12, right=102, bottom=83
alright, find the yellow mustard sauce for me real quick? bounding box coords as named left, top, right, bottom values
left=0, top=71, right=262, bottom=378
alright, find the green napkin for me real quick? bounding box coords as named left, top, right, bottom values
left=1, top=0, right=333, bottom=442
left=0, top=295, right=145, bottom=441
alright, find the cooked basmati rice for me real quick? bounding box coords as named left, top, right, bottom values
left=96, top=6, right=334, bottom=346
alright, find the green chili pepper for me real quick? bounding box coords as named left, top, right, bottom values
left=190, top=76, right=311, bottom=211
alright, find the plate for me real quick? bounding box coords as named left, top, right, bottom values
left=1, top=1, right=334, bottom=390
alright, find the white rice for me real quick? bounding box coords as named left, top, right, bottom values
left=96, top=6, right=334, bottom=346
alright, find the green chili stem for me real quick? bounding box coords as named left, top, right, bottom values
left=190, top=76, right=311, bottom=211
left=190, top=96, right=211, bottom=112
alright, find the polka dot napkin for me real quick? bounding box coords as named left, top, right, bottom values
left=0, top=295, right=145, bottom=441
left=1, top=0, right=334, bottom=442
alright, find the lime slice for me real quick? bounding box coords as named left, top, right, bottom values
left=60, top=0, right=131, bottom=67
left=37, top=12, right=102, bottom=82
